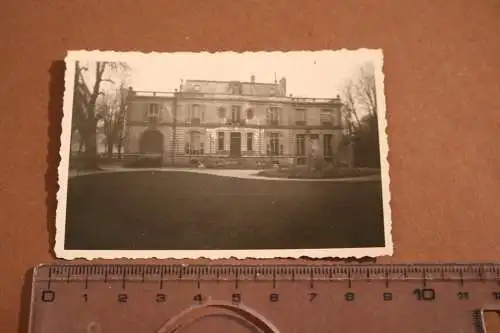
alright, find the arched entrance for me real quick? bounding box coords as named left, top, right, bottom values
left=139, top=130, right=164, bottom=154
left=156, top=301, right=281, bottom=333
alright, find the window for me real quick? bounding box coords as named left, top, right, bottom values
left=269, top=133, right=280, bottom=156
left=217, top=132, right=225, bottom=151
left=231, top=83, right=241, bottom=95
left=324, top=134, right=333, bottom=156
left=147, top=103, right=160, bottom=123
left=193, top=84, right=200, bottom=92
left=296, top=134, right=306, bottom=156
left=189, top=104, right=201, bottom=125
left=246, top=108, right=254, bottom=120
left=188, top=131, right=203, bottom=154
left=247, top=132, right=253, bottom=151
left=320, top=109, right=333, bottom=125
left=218, top=107, right=226, bottom=118
left=295, top=109, right=306, bottom=125
left=268, top=107, right=280, bottom=125
left=231, top=106, right=241, bottom=122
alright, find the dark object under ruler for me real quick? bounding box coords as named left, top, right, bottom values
left=27, top=263, right=500, bottom=333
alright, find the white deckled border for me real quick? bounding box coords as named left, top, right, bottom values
left=54, top=49, right=392, bottom=260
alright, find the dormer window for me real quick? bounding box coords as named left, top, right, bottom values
left=320, top=109, right=333, bottom=125
left=230, top=82, right=242, bottom=95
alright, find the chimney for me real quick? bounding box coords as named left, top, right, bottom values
left=279, top=77, right=287, bottom=96
left=251, top=74, right=255, bottom=83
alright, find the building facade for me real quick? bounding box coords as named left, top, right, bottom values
left=124, top=76, right=352, bottom=167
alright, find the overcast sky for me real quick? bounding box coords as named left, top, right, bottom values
left=73, top=50, right=382, bottom=99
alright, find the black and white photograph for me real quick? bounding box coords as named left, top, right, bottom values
left=55, top=49, right=392, bottom=259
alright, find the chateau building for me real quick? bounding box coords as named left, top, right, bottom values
left=124, top=76, right=351, bottom=167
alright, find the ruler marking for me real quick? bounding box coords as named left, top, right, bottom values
left=234, top=269, right=239, bottom=290
left=309, top=270, right=314, bottom=289
left=159, top=269, right=164, bottom=289
left=459, top=270, right=464, bottom=287
left=84, top=270, right=89, bottom=290
left=47, top=266, right=53, bottom=290
left=272, top=270, right=276, bottom=289
left=347, top=269, right=352, bottom=289
left=384, top=271, right=389, bottom=288
left=121, top=270, right=126, bottom=289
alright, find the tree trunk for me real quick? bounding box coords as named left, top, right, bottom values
left=106, top=140, right=114, bottom=159
left=80, top=124, right=99, bottom=170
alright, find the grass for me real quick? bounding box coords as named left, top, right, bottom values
left=257, top=166, right=381, bottom=179
left=64, top=171, right=386, bottom=251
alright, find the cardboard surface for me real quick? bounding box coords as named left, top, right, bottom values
left=1, top=1, right=500, bottom=332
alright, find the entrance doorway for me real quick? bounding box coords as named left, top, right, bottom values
left=229, top=132, right=241, bottom=157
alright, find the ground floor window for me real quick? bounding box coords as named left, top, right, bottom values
left=217, top=132, right=224, bottom=151
left=268, top=133, right=280, bottom=156
left=186, top=131, right=204, bottom=155
left=247, top=132, right=253, bottom=151
left=324, top=134, right=333, bottom=156
left=296, top=134, right=306, bottom=156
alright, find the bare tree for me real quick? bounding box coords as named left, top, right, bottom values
left=72, top=61, right=129, bottom=168
left=341, top=80, right=361, bottom=133
left=99, top=82, right=129, bottom=159
left=356, top=61, right=377, bottom=117
left=338, top=61, right=380, bottom=168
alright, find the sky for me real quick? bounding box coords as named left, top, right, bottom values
left=73, top=50, right=382, bottom=99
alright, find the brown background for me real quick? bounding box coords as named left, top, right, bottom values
left=1, top=0, right=500, bottom=332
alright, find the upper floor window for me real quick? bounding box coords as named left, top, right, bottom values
left=246, top=108, right=254, bottom=120
left=218, top=107, right=226, bottom=118
left=320, top=109, right=333, bottom=125
left=187, top=104, right=202, bottom=125
left=231, top=105, right=242, bottom=121
left=267, top=107, right=280, bottom=125
left=146, top=103, right=160, bottom=123
left=295, top=109, right=306, bottom=125
left=192, top=104, right=200, bottom=119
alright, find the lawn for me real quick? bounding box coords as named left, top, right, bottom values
left=257, top=166, right=381, bottom=179
left=64, top=171, right=386, bottom=251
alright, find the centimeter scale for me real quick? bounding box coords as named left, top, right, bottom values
left=28, top=263, right=500, bottom=333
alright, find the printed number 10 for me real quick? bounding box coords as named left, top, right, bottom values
left=413, top=288, right=436, bottom=301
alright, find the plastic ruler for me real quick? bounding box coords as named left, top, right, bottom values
left=27, top=263, right=500, bottom=332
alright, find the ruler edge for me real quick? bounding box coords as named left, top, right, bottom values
left=27, top=263, right=500, bottom=332
left=30, top=262, right=500, bottom=281
left=27, top=264, right=45, bottom=333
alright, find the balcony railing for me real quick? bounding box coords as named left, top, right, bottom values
left=295, top=121, right=306, bottom=126
left=226, top=119, right=246, bottom=126
left=189, top=118, right=201, bottom=125
left=267, top=120, right=279, bottom=126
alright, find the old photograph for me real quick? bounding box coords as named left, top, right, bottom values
left=54, top=49, right=392, bottom=259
